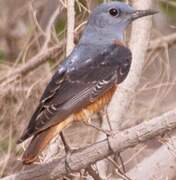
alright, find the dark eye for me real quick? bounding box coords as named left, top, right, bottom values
left=109, top=8, right=121, bottom=17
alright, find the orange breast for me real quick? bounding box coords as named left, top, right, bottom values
left=74, top=85, right=117, bottom=121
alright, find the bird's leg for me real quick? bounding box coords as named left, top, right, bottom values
left=105, top=107, right=113, bottom=131
left=101, top=108, right=117, bottom=154
left=60, top=131, right=71, bottom=153
left=60, top=131, right=72, bottom=173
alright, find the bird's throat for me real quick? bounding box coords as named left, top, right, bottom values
left=80, top=24, right=124, bottom=46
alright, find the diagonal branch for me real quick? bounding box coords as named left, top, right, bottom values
left=1, top=109, right=176, bottom=180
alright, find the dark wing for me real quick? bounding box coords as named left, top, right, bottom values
left=17, top=44, right=131, bottom=143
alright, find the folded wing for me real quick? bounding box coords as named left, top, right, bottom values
left=17, top=44, right=131, bottom=143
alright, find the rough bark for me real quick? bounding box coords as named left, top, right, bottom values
left=1, top=109, right=176, bottom=180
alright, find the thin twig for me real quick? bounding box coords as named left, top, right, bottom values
left=107, top=157, right=131, bottom=180
left=66, top=0, right=75, bottom=56
left=0, top=44, right=64, bottom=87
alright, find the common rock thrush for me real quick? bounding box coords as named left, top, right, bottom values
left=17, top=1, right=157, bottom=164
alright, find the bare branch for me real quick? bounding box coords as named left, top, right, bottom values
left=0, top=44, right=64, bottom=86
left=108, top=0, right=154, bottom=129
left=1, top=109, right=176, bottom=180
left=66, top=0, right=75, bottom=56
left=148, top=32, right=176, bottom=50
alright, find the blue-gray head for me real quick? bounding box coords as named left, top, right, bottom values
left=80, top=2, right=157, bottom=45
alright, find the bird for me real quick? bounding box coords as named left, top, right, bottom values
left=17, top=2, right=157, bottom=165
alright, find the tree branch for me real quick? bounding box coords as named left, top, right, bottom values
left=1, top=109, right=176, bottom=180
left=108, top=0, right=154, bottom=129
left=0, top=44, right=64, bottom=86
left=148, top=32, right=176, bottom=50
left=66, top=0, right=75, bottom=56
left=0, top=2, right=65, bottom=86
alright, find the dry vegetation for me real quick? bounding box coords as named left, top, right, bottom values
left=0, top=0, right=176, bottom=179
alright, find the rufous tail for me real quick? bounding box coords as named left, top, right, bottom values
left=22, top=117, right=73, bottom=165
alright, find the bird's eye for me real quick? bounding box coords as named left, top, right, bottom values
left=109, top=8, right=121, bottom=17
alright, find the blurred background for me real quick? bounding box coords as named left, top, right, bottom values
left=0, top=0, right=176, bottom=179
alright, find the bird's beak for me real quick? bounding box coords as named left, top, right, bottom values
left=131, top=9, right=158, bottom=21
